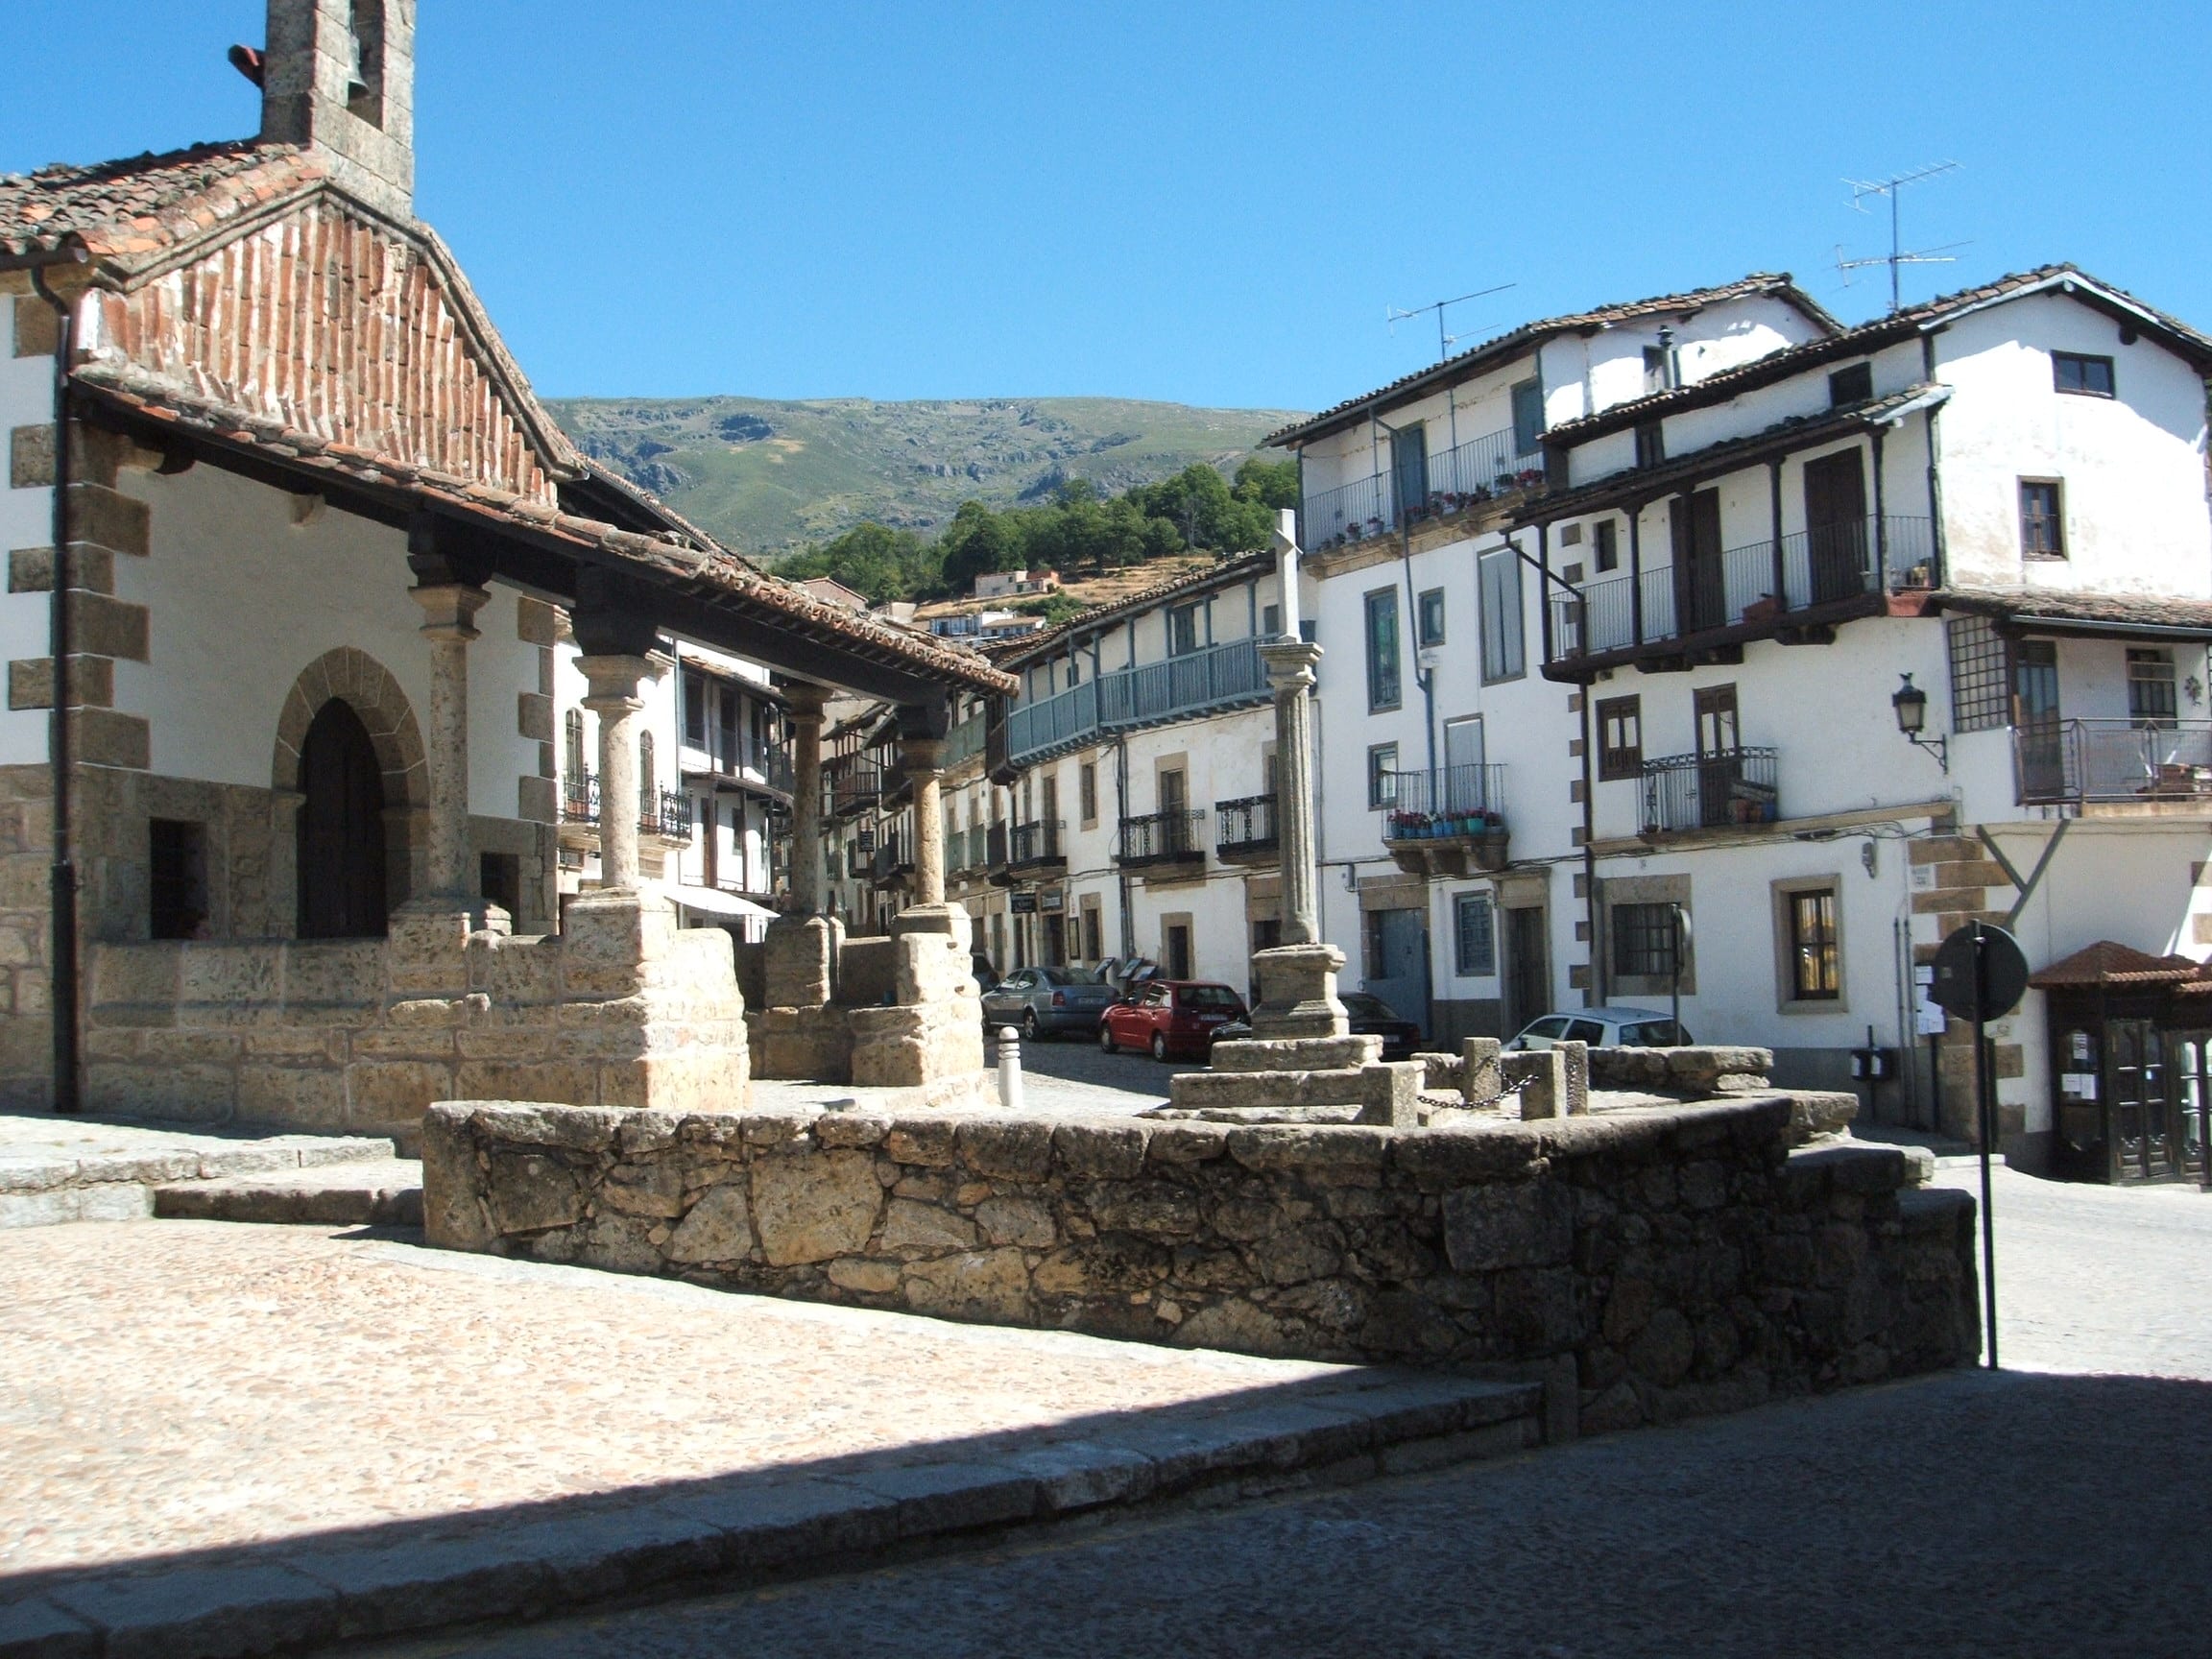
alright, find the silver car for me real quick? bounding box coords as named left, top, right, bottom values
left=979, top=966, right=1121, bottom=1039
left=1507, top=1006, right=1692, bottom=1049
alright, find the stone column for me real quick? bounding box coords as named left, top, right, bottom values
left=903, top=734, right=947, bottom=908
left=1248, top=637, right=1348, bottom=1041
left=579, top=653, right=657, bottom=893
left=405, top=581, right=490, bottom=910
left=786, top=684, right=830, bottom=914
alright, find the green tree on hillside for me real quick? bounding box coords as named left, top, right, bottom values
left=1233, top=455, right=1301, bottom=513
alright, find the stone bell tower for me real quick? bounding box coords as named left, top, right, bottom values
left=256, top=0, right=417, bottom=220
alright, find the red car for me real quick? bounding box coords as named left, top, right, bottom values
left=1098, top=981, right=1248, bottom=1061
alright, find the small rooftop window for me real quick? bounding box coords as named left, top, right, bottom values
left=1827, top=363, right=1874, bottom=407
left=2053, top=351, right=2115, bottom=397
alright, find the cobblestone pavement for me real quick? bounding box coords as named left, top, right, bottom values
left=373, top=1166, right=2212, bottom=1659
left=0, top=1221, right=1384, bottom=1578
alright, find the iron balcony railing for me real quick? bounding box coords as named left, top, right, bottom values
left=1116, top=808, right=1207, bottom=867
left=641, top=789, right=693, bottom=841
left=1549, top=515, right=1936, bottom=661
left=944, top=828, right=968, bottom=873
left=870, top=835, right=911, bottom=883
left=1641, top=747, right=1779, bottom=834
left=1376, top=764, right=1507, bottom=836
left=1214, top=793, right=1278, bottom=854
left=2015, top=718, right=2212, bottom=805
left=1004, top=637, right=1271, bottom=765
left=828, top=758, right=884, bottom=817
left=1298, top=425, right=1545, bottom=554
left=986, top=821, right=1010, bottom=870
left=1008, top=819, right=1065, bottom=867
left=761, top=748, right=795, bottom=795
left=561, top=768, right=597, bottom=825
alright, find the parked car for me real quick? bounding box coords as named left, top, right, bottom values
left=980, top=966, right=1121, bottom=1039
left=1211, top=990, right=1424, bottom=1060
left=1098, top=981, right=1248, bottom=1061
left=1506, top=1006, right=1692, bottom=1050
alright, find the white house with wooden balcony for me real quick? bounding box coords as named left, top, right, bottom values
left=1524, top=264, right=2212, bottom=1176
left=978, top=553, right=1285, bottom=995
left=1275, top=275, right=1844, bottom=1045
left=1285, top=263, right=2212, bottom=1178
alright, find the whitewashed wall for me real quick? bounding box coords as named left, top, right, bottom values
left=0, top=293, right=55, bottom=767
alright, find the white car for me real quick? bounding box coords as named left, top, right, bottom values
left=1507, top=1006, right=1691, bottom=1050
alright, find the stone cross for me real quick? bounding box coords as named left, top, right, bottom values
left=1248, top=622, right=1348, bottom=1039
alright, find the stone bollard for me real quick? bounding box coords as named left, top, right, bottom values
left=1357, top=1061, right=1423, bottom=1128
left=997, top=1025, right=1023, bottom=1112
left=1559, top=1040, right=1590, bottom=1116
left=1503, top=1047, right=1565, bottom=1119
left=1461, top=1037, right=1503, bottom=1105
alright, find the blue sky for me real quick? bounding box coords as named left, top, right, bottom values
left=8, top=2, right=2208, bottom=411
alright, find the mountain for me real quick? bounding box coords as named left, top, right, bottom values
left=543, top=396, right=1305, bottom=556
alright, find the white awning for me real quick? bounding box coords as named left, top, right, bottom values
left=664, top=883, right=778, bottom=921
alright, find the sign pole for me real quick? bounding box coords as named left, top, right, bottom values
left=1972, top=922, right=1999, bottom=1371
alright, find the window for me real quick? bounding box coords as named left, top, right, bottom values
left=1947, top=614, right=2010, bottom=733
left=1477, top=546, right=1525, bottom=682
left=2020, top=480, right=2065, bottom=558
left=1785, top=888, right=1840, bottom=1001
left=1612, top=902, right=1681, bottom=979
left=1253, top=917, right=1282, bottom=955
left=1390, top=421, right=1428, bottom=517
left=1510, top=378, right=1544, bottom=457
left=1642, top=346, right=1668, bottom=395
left=1368, top=743, right=1399, bottom=809
left=1364, top=589, right=1401, bottom=710
left=1168, top=603, right=1200, bottom=656
left=1593, top=518, right=1619, bottom=573
left=1634, top=421, right=1666, bottom=469
left=2128, top=649, right=2178, bottom=727
left=1596, top=695, right=1643, bottom=781
left=149, top=819, right=207, bottom=940
left=683, top=672, right=707, bottom=746
left=717, top=685, right=740, bottom=767
left=2053, top=352, right=2115, bottom=397
left=1082, top=902, right=1103, bottom=962
left=1455, top=892, right=1496, bottom=976
left=638, top=732, right=655, bottom=801
left=1827, top=363, right=1873, bottom=406
left=1262, top=603, right=1282, bottom=637
left=1067, top=657, right=1081, bottom=686
left=1079, top=761, right=1098, bottom=824
left=1417, top=588, right=1446, bottom=648
left=564, top=708, right=586, bottom=780
left=1164, top=923, right=1192, bottom=981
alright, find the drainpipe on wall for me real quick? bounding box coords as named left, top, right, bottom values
left=31, top=263, right=81, bottom=1115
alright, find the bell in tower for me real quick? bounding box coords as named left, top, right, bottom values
left=254, top=0, right=416, bottom=220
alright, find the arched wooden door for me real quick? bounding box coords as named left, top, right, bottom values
left=297, top=700, right=389, bottom=938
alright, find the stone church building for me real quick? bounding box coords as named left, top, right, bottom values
left=0, top=1, right=1008, bottom=1126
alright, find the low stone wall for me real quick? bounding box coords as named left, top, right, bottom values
left=1588, top=1045, right=1774, bottom=1094
left=423, top=1095, right=1979, bottom=1433
left=85, top=895, right=747, bottom=1133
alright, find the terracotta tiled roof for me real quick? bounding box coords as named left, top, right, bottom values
left=1264, top=274, right=1841, bottom=448
left=1934, top=587, right=2212, bottom=637
left=2030, top=940, right=2210, bottom=989
left=1540, top=265, right=2212, bottom=449
left=0, top=140, right=325, bottom=265
left=72, top=361, right=1015, bottom=697
left=996, top=551, right=1274, bottom=667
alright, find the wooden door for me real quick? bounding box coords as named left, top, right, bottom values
left=2108, top=1018, right=2174, bottom=1182
left=1504, top=905, right=1550, bottom=1032
left=2168, top=1033, right=2211, bottom=1185
left=1671, top=489, right=1725, bottom=635
left=1391, top=421, right=1429, bottom=522
left=1693, top=685, right=1743, bottom=830
left=2014, top=640, right=2065, bottom=801
left=297, top=700, right=389, bottom=938
left=1803, top=449, right=1869, bottom=604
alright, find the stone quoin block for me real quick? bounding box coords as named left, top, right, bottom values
left=10, top=424, right=56, bottom=489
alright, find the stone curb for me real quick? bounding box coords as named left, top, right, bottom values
left=0, top=1373, right=1542, bottom=1659
left=0, top=1133, right=397, bottom=1230
left=152, top=1161, right=425, bottom=1228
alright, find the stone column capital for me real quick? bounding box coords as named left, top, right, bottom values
left=409, top=581, right=490, bottom=642
left=576, top=652, right=660, bottom=712
left=1259, top=637, right=1323, bottom=694
left=901, top=735, right=946, bottom=778
left=784, top=682, right=832, bottom=721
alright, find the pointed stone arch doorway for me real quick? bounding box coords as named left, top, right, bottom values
left=273, top=648, right=428, bottom=936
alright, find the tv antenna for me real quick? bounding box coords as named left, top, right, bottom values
left=1388, top=282, right=1517, bottom=361
left=1838, top=161, right=1962, bottom=313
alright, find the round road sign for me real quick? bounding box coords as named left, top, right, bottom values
left=1928, top=922, right=2030, bottom=1022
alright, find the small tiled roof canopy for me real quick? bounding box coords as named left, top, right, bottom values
left=1932, top=588, right=2212, bottom=640
left=4, top=141, right=1012, bottom=701
left=2029, top=940, right=2212, bottom=990
left=1263, top=273, right=1841, bottom=448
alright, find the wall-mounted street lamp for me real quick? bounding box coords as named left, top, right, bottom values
left=1891, top=673, right=1948, bottom=774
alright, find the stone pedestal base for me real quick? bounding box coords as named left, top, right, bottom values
left=849, top=903, right=984, bottom=1090
left=764, top=913, right=842, bottom=1008
left=1247, top=942, right=1350, bottom=1040
left=555, top=890, right=751, bottom=1111
left=755, top=1003, right=854, bottom=1082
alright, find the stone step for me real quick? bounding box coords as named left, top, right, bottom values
left=1166, top=1067, right=1367, bottom=1110
left=0, top=1116, right=399, bottom=1230
left=153, top=1159, right=424, bottom=1227
left=0, top=1371, right=1543, bottom=1659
